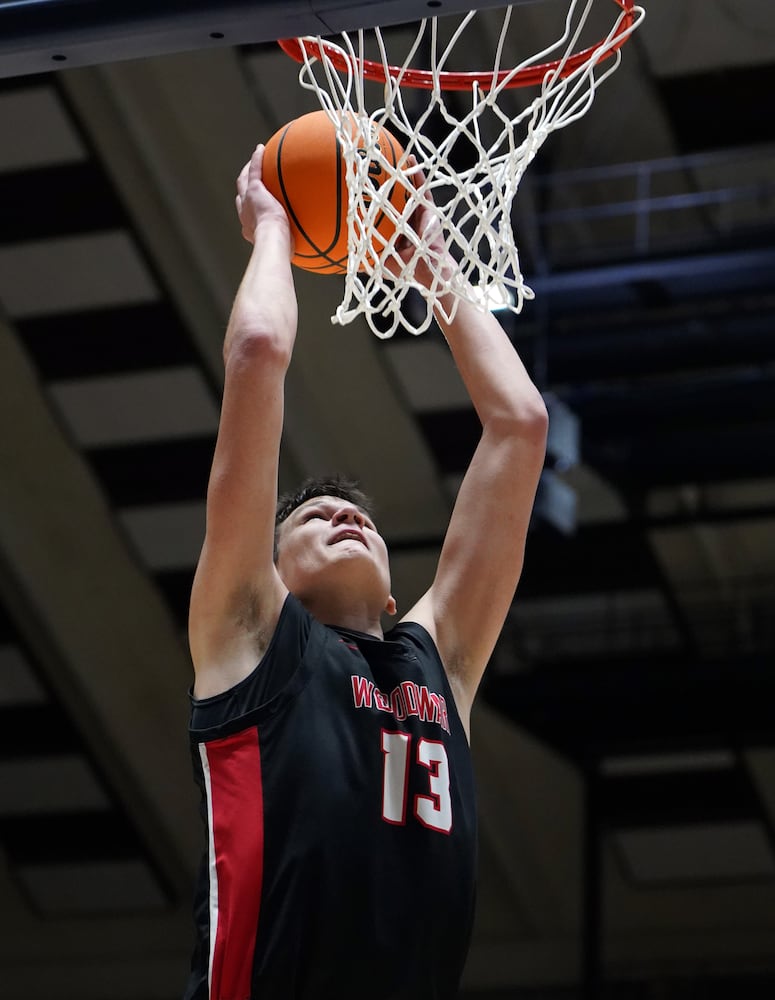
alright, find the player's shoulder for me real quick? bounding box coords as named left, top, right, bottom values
left=387, top=616, right=438, bottom=656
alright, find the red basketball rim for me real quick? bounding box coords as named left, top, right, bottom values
left=278, top=0, right=638, bottom=92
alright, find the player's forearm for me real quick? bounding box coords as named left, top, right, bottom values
left=224, top=216, right=297, bottom=367
left=434, top=286, right=547, bottom=435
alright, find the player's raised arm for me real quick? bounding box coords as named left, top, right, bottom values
left=188, top=145, right=294, bottom=697
left=401, top=205, right=548, bottom=730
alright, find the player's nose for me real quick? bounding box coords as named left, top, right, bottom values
left=332, top=505, right=365, bottom=527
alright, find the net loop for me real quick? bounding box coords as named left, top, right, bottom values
left=279, top=1, right=645, bottom=337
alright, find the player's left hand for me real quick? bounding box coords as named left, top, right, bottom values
left=384, top=156, right=451, bottom=286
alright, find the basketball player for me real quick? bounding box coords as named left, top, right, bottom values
left=183, top=144, right=548, bottom=1000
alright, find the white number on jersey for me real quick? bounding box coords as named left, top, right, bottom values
left=381, top=731, right=452, bottom=834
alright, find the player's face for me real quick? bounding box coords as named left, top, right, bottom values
left=276, top=496, right=394, bottom=611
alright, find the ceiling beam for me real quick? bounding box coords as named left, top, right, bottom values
left=0, top=311, right=199, bottom=888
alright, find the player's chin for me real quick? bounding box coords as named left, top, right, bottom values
left=329, top=540, right=371, bottom=558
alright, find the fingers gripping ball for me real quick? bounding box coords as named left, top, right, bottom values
left=262, top=110, right=409, bottom=274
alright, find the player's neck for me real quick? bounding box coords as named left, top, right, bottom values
left=300, top=592, right=385, bottom=639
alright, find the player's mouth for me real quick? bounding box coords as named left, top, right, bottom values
left=329, top=528, right=367, bottom=546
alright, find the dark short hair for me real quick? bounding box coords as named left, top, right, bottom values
left=274, top=475, right=375, bottom=559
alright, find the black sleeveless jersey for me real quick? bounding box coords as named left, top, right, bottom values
left=184, top=593, right=477, bottom=1000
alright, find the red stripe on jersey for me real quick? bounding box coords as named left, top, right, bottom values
left=201, top=728, right=264, bottom=1000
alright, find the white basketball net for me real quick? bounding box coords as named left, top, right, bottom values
left=289, top=0, right=645, bottom=337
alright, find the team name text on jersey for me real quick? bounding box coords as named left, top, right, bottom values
left=351, top=674, right=451, bottom=734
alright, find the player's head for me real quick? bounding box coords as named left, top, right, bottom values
left=274, top=475, right=395, bottom=617
left=275, top=475, right=375, bottom=555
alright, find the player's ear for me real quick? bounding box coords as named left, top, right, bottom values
left=385, top=595, right=397, bottom=616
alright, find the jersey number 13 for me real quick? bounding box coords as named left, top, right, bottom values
left=381, top=730, right=452, bottom=834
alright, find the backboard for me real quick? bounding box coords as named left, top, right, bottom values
left=0, top=0, right=542, bottom=78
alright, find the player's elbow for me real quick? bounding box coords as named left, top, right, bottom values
left=501, top=387, right=549, bottom=446
left=225, top=325, right=293, bottom=373
left=525, top=390, right=549, bottom=437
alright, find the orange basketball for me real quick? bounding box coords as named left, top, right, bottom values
left=262, top=110, right=409, bottom=275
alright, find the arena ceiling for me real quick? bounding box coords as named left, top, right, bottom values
left=0, top=1, right=774, bottom=997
